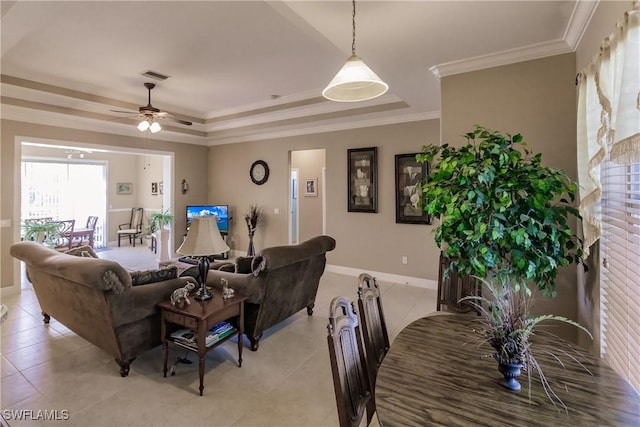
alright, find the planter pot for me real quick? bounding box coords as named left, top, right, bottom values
left=157, top=229, right=171, bottom=263
left=498, top=362, right=523, bottom=392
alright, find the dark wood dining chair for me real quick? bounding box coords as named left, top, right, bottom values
left=327, top=296, right=376, bottom=427
left=117, top=208, right=144, bottom=247
left=357, top=273, right=390, bottom=390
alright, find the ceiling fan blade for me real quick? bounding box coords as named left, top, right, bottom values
left=171, top=118, right=193, bottom=126
left=110, top=109, right=138, bottom=114
left=156, top=112, right=192, bottom=126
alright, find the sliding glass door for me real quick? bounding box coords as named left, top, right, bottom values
left=21, top=159, right=108, bottom=248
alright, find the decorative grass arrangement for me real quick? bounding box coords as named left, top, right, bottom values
left=244, top=204, right=263, bottom=235
left=461, top=279, right=593, bottom=411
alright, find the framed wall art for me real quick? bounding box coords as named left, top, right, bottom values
left=347, top=147, right=378, bottom=213
left=116, top=182, right=132, bottom=195
left=151, top=182, right=158, bottom=195
left=304, top=178, right=318, bottom=197
left=395, top=153, right=430, bottom=224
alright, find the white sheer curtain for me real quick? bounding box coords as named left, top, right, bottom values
left=577, top=3, right=640, bottom=253
left=576, top=2, right=640, bottom=392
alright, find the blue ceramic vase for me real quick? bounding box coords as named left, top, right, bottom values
left=498, top=362, right=523, bottom=392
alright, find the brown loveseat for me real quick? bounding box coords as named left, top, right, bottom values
left=10, top=241, right=193, bottom=377
left=207, top=235, right=336, bottom=350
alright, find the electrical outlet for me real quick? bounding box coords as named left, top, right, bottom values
left=402, top=256, right=408, bottom=265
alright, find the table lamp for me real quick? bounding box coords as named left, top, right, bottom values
left=176, top=216, right=229, bottom=301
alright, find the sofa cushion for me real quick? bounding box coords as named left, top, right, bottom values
left=234, top=256, right=254, bottom=274
left=217, top=263, right=235, bottom=273
left=130, top=265, right=178, bottom=286
left=64, top=245, right=99, bottom=258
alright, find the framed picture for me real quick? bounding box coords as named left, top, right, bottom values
left=151, top=182, right=158, bottom=195
left=116, top=182, right=132, bottom=195
left=304, top=178, right=318, bottom=197
left=395, top=153, right=430, bottom=224
left=159, top=181, right=164, bottom=195
left=348, top=147, right=378, bottom=213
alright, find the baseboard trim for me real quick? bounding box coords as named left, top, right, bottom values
left=325, top=264, right=438, bottom=290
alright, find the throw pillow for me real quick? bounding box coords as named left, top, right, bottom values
left=64, top=245, right=99, bottom=258
left=216, top=263, right=235, bottom=273
left=130, top=265, right=178, bottom=286
left=234, top=256, right=254, bottom=274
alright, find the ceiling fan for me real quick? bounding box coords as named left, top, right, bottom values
left=111, top=82, right=192, bottom=133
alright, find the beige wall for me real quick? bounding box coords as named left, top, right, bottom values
left=441, top=53, right=579, bottom=340
left=1, top=119, right=209, bottom=291
left=208, top=119, right=442, bottom=280
left=292, top=149, right=325, bottom=243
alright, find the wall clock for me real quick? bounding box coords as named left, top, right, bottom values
left=250, top=160, right=270, bottom=185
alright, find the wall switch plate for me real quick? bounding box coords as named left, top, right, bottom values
left=402, top=256, right=408, bottom=264
left=273, top=208, right=279, bottom=214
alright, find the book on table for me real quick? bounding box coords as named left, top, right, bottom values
left=170, top=323, right=237, bottom=350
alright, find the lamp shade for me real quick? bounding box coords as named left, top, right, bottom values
left=137, top=120, right=150, bottom=131
left=149, top=121, right=162, bottom=133
left=176, top=216, right=229, bottom=256
left=322, top=54, right=389, bottom=102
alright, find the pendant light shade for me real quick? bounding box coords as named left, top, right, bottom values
left=322, top=0, right=388, bottom=102
left=137, top=119, right=150, bottom=132
left=322, top=54, right=388, bottom=102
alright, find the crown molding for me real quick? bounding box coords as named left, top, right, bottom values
left=430, top=1, right=599, bottom=79
left=564, top=0, right=599, bottom=50
left=207, top=111, right=439, bottom=146
left=1, top=104, right=208, bottom=146
left=430, top=39, right=572, bottom=79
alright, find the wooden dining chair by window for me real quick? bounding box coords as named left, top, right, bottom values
left=357, top=273, right=390, bottom=389
left=50, top=219, right=75, bottom=251
left=327, top=296, right=376, bottom=427
left=71, top=215, right=98, bottom=248
left=117, top=208, right=144, bottom=247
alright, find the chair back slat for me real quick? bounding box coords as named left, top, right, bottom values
left=327, top=296, right=375, bottom=427
left=86, top=216, right=98, bottom=230
left=50, top=219, right=75, bottom=251
left=131, top=208, right=144, bottom=231
left=357, top=273, right=390, bottom=388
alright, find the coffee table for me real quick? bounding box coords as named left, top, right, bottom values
left=159, top=289, right=246, bottom=396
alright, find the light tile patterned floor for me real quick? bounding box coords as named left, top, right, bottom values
left=1, top=246, right=437, bottom=427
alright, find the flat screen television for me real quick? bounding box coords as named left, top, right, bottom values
left=186, top=205, right=229, bottom=233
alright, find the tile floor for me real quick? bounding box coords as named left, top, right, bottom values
left=1, top=246, right=438, bottom=427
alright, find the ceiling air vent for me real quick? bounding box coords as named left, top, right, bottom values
left=141, top=70, right=169, bottom=81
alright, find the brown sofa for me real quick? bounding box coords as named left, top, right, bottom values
left=206, top=235, right=336, bottom=350
left=10, top=241, right=193, bottom=377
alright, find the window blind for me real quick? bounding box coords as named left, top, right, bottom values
left=600, top=160, right=640, bottom=393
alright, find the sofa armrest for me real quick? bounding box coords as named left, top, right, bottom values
left=108, top=277, right=192, bottom=327
left=206, top=270, right=265, bottom=303
left=252, top=235, right=336, bottom=273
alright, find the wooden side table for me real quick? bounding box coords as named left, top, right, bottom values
left=159, top=290, right=246, bottom=396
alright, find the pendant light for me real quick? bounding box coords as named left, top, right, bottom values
left=322, top=0, right=388, bottom=102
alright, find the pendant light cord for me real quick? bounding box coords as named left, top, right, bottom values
left=351, top=0, right=356, bottom=55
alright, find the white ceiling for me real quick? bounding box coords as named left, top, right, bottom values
left=0, top=1, right=595, bottom=145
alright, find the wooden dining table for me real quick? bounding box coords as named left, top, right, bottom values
left=375, top=314, right=640, bottom=427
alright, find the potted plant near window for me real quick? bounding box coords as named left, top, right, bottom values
left=150, top=208, right=174, bottom=263
left=22, top=221, right=60, bottom=247
left=417, top=126, right=590, bottom=399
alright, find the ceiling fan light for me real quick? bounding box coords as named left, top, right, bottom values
left=137, top=120, right=150, bottom=132
left=149, top=121, right=162, bottom=133
left=322, top=55, right=388, bottom=102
